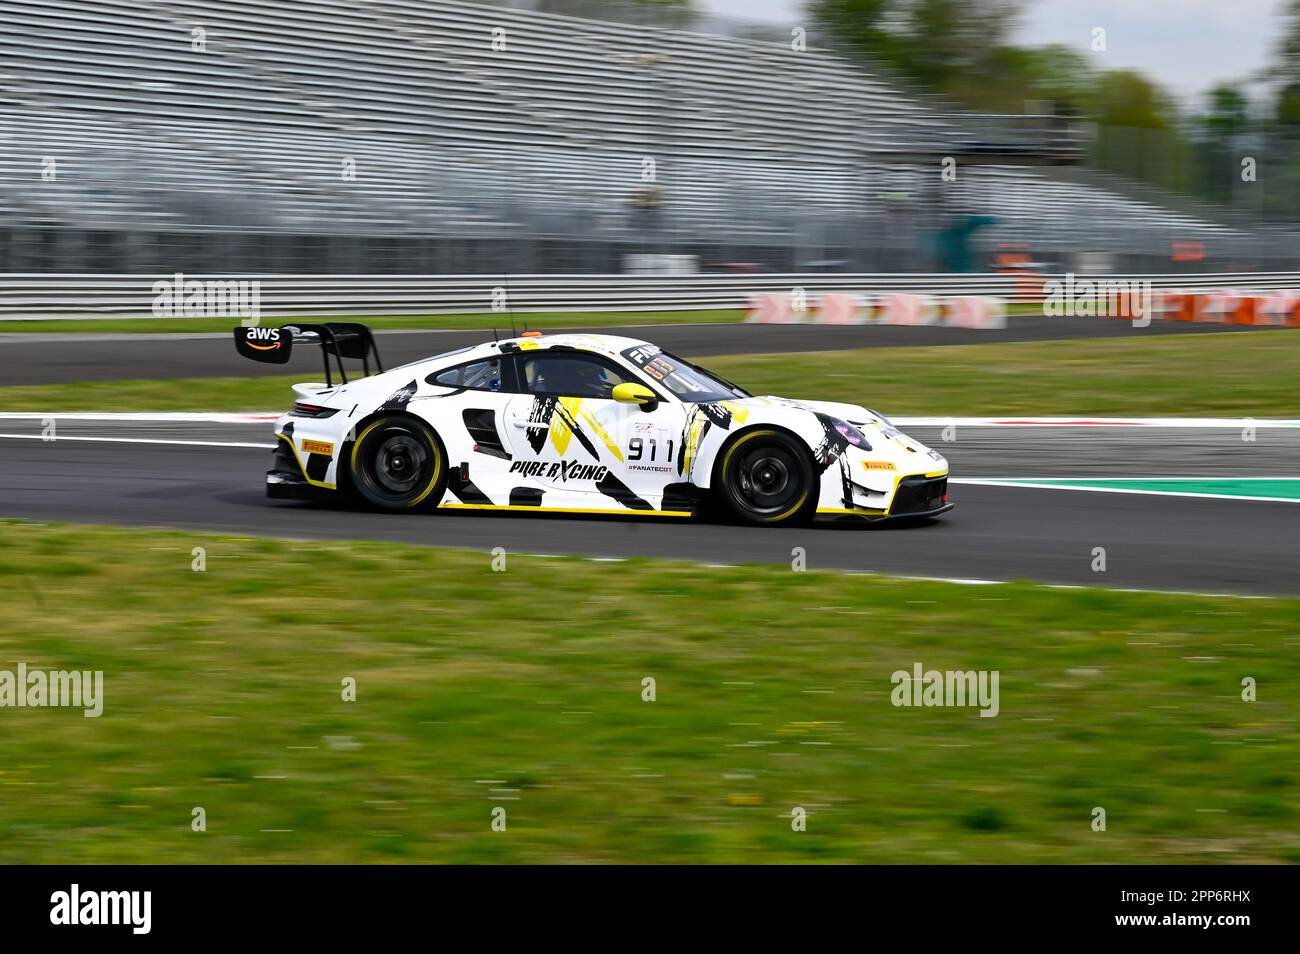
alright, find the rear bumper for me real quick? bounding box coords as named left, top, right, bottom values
left=266, top=439, right=332, bottom=501
left=266, top=470, right=317, bottom=500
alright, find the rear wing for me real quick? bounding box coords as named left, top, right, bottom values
left=233, top=322, right=384, bottom=387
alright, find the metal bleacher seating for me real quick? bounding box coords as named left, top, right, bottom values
left=0, top=0, right=1244, bottom=268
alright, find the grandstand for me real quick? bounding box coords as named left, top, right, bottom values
left=0, top=0, right=1285, bottom=273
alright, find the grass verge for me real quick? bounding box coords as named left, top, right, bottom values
left=1, top=519, right=1297, bottom=863
left=1, top=331, right=1297, bottom=416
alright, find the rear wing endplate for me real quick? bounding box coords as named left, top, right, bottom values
left=233, top=322, right=384, bottom=387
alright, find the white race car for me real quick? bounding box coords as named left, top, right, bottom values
left=235, top=323, right=951, bottom=525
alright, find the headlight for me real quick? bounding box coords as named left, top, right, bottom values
left=831, top=418, right=870, bottom=449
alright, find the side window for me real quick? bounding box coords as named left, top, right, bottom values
left=429, top=358, right=510, bottom=392
left=520, top=353, right=634, bottom=399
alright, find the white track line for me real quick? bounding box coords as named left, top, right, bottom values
left=894, top=417, right=1300, bottom=428
left=952, top=477, right=1300, bottom=504
left=0, top=433, right=273, bottom=449
left=0, top=412, right=277, bottom=423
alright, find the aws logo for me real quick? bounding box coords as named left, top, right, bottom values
left=234, top=326, right=293, bottom=364
left=244, top=327, right=282, bottom=350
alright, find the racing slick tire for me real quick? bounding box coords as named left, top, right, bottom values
left=348, top=415, right=447, bottom=512
left=715, top=428, right=817, bottom=526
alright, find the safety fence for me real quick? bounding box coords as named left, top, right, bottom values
left=0, top=272, right=1298, bottom=320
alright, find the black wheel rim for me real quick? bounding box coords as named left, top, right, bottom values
left=361, top=428, right=432, bottom=501
left=732, top=445, right=803, bottom=515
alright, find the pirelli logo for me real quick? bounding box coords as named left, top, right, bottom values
left=302, top=439, right=334, bottom=455
left=860, top=461, right=896, bottom=471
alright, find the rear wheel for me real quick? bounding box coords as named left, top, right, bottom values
left=716, top=429, right=816, bottom=526
left=349, top=416, right=446, bottom=512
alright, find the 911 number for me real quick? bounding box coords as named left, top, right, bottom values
left=629, top=437, right=673, bottom=461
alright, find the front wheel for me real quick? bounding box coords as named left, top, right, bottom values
left=716, top=429, right=817, bottom=526
left=349, top=416, right=446, bottom=512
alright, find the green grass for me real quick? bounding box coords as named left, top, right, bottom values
left=0, top=309, right=745, bottom=334
left=1, top=519, right=1296, bottom=863
left=1, top=330, right=1297, bottom=416
left=710, top=330, right=1300, bottom=417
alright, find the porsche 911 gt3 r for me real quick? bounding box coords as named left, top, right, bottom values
left=234, top=323, right=951, bottom=525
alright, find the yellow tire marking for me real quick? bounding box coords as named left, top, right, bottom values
left=350, top=419, right=442, bottom=508
left=720, top=430, right=810, bottom=523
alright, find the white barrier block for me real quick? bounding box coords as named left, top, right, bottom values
left=1255, top=290, right=1300, bottom=325
left=814, top=293, right=866, bottom=324
left=745, top=292, right=798, bottom=323
left=943, top=296, right=1008, bottom=329
left=878, top=293, right=939, bottom=326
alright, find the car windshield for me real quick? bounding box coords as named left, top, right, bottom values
left=621, top=345, right=748, bottom=402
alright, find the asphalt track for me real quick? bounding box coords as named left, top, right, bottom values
left=3, top=316, right=1292, bottom=386
left=3, top=420, right=1297, bottom=596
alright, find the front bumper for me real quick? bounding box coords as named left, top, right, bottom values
left=816, top=471, right=952, bottom=521
left=889, top=473, right=949, bottom=515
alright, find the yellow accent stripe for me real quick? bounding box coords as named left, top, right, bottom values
left=816, top=507, right=885, bottom=515
left=577, top=402, right=625, bottom=462
left=438, top=503, right=691, bottom=517
left=551, top=397, right=577, bottom=455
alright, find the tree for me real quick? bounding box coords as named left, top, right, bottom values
left=1276, top=1, right=1300, bottom=130
left=1202, top=83, right=1249, bottom=140
left=806, top=0, right=1023, bottom=95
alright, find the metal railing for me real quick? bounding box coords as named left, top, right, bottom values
left=0, top=272, right=1297, bottom=320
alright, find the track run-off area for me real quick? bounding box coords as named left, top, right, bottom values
left=2, top=413, right=1297, bottom=597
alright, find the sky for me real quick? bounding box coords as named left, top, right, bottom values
left=698, top=0, right=1288, bottom=106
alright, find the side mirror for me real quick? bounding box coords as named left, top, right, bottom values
left=612, top=382, right=659, bottom=411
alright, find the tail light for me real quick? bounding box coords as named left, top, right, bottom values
left=290, top=402, right=339, bottom=418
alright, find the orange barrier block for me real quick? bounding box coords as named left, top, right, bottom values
left=1191, top=292, right=1233, bottom=323
left=1254, top=293, right=1300, bottom=326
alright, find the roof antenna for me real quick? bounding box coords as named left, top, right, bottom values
left=503, top=272, right=517, bottom=338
